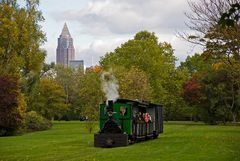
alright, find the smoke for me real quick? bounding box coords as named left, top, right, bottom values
left=101, top=70, right=119, bottom=102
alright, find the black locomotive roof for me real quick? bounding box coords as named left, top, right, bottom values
left=115, top=99, right=162, bottom=108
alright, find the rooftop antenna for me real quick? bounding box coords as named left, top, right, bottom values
left=91, top=56, right=94, bottom=67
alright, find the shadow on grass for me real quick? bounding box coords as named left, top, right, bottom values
left=164, top=121, right=240, bottom=126
left=164, top=121, right=205, bottom=126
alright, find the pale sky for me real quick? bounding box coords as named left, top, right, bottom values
left=38, top=0, right=201, bottom=67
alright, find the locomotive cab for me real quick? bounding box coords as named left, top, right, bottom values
left=94, top=99, right=163, bottom=147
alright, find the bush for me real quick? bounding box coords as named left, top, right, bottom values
left=25, top=111, right=52, bottom=131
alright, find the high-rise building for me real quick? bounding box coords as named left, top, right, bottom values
left=56, top=23, right=75, bottom=67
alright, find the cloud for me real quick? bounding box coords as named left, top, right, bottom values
left=44, top=0, right=201, bottom=66
left=75, top=37, right=129, bottom=67
left=43, top=44, right=56, bottom=63
left=74, top=34, right=201, bottom=67
left=52, top=0, right=189, bottom=36
left=44, top=32, right=198, bottom=67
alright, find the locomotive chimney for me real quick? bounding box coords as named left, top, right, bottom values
left=107, top=100, right=113, bottom=111
left=106, top=100, right=114, bottom=119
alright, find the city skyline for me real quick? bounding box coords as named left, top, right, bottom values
left=39, top=0, right=202, bottom=67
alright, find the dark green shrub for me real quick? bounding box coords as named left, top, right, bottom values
left=25, top=111, right=52, bottom=131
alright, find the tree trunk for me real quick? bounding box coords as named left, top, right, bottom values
left=232, top=112, right=237, bottom=123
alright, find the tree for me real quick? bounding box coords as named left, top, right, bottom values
left=185, top=0, right=240, bottom=63
left=100, top=31, right=176, bottom=101
left=199, top=69, right=229, bottom=124
left=0, top=0, right=46, bottom=76
left=53, top=65, right=85, bottom=120
left=54, top=65, right=84, bottom=105
left=182, top=57, right=240, bottom=123
left=0, top=76, right=26, bottom=136
left=0, top=0, right=47, bottom=125
left=209, top=66, right=240, bottom=123
left=100, top=31, right=189, bottom=120
left=79, top=70, right=105, bottom=114
left=29, top=77, right=67, bottom=120
left=79, top=70, right=105, bottom=133
left=0, top=0, right=47, bottom=134
left=218, top=3, right=240, bottom=28
left=179, top=53, right=212, bottom=77
left=161, top=68, right=189, bottom=121
left=41, top=62, right=56, bottom=78
left=116, top=67, right=152, bottom=101
left=183, top=78, right=203, bottom=121
left=184, top=0, right=240, bottom=122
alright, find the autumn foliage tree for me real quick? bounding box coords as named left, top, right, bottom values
left=0, top=76, right=26, bottom=136
left=183, top=78, right=202, bottom=106
left=182, top=77, right=204, bottom=121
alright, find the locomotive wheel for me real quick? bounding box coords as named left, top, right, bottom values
left=153, top=131, right=159, bottom=139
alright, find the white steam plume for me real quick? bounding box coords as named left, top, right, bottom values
left=101, top=70, right=119, bottom=102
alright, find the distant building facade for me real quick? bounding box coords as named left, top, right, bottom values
left=56, top=23, right=78, bottom=67
left=69, top=60, right=84, bottom=69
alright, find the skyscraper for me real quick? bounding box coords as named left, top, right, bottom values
left=56, top=23, right=75, bottom=67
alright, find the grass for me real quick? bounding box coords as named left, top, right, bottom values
left=0, top=121, right=240, bottom=161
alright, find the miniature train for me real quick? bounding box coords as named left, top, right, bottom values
left=94, top=99, right=163, bottom=147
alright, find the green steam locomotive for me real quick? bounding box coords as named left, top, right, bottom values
left=94, top=99, right=163, bottom=147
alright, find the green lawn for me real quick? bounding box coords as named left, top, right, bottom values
left=0, top=121, right=240, bottom=161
